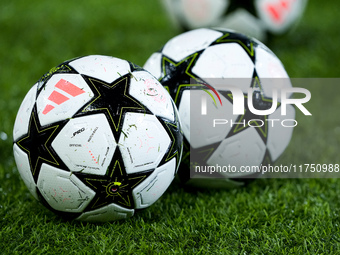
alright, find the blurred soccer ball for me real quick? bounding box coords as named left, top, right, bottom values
left=162, top=0, right=308, bottom=41
left=13, top=55, right=182, bottom=221
left=144, top=28, right=295, bottom=188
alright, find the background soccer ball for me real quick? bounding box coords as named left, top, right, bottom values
left=13, top=55, right=183, bottom=222
left=162, top=0, right=308, bottom=41
left=144, top=28, right=295, bottom=188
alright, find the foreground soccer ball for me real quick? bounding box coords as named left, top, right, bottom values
left=144, top=28, right=295, bottom=188
left=162, top=0, right=308, bottom=41
left=13, top=55, right=183, bottom=222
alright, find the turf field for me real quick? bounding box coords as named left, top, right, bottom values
left=1, top=0, right=340, bottom=254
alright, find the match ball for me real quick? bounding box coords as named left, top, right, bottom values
left=162, top=0, right=307, bottom=41
left=144, top=28, right=295, bottom=188
left=13, top=55, right=183, bottom=221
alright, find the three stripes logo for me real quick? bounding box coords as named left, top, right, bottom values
left=265, top=0, right=295, bottom=23
left=42, top=79, right=85, bottom=115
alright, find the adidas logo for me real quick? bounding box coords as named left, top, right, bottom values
left=42, top=79, right=85, bottom=115
left=266, top=0, right=294, bottom=23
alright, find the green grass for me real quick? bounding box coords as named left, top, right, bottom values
left=1, top=0, right=340, bottom=254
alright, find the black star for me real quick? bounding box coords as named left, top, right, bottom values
left=158, top=103, right=183, bottom=172
left=76, top=156, right=153, bottom=210
left=16, top=111, right=60, bottom=182
left=227, top=0, right=257, bottom=16
left=160, top=53, right=205, bottom=106
left=78, top=75, right=149, bottom=141
left=159, top=53, right=216, bottom=171
left=212, top=29, right=257, bottom=63
left=223, top=77, right=279, bottom=143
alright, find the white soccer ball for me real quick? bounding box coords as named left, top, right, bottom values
left=162, top=0, right=308, bottom=41
left=144, top=28, right=295, bottom=188
left=13, top=55, right=183, bottom=222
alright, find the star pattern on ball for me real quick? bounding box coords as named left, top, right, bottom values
left=76, top=158, right=153, bottom=210
left=226, top=1, right=258, bottom=19
left=79, top=75, right=148, bottom=140
left=129, top=61, right=144, bottom=72
left=160, top=53, right=204, bottom=105
left=160, top=51, right=223, bottom=110
left=159, top=53, right=210, bottom=166
left=16, top=110, right=60, bottom=181
left=190, top=145, right=217, bottom=167
left=223, top=77, right=279, bottom=143
left=159, top=104, right=184, bottom=171
left=213, top=31, right=257, bottom=62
